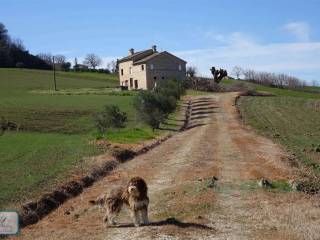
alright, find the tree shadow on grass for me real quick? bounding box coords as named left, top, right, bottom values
left=110, top=217, right=215, bottom=231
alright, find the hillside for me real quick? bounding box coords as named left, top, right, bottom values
left=0, top=68, right=174, bottom=209
left=230, top=78, right=320, bottom=182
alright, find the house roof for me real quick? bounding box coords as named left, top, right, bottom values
left=118, top=49, right=187, bottom=64
left=134, top=51, right=187, bottom=64
left=118, top=49, right=154, bottom=63
left=133, top=52, right=161, bottom=64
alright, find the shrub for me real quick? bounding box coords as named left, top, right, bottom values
left=134, top=79, right=185, bottom=130
left=134, top=91, right=166, bottom=130
left=93, top=105, right=127, bottom=134
left=155, top=93, right=177, bottom=114
left=154, top=78, right=185, bottom=100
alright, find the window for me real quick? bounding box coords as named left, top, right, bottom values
left=130, top=78, right=133, bottom=88
left=129, top=67, right=132, bottom=74
left=153, top=76, right=157, bottom=80
left=150, top=64, right=154, bottom=70
left=121, top=69, right=124, bottom=76
left=134, top=80, right=138, bottom=89
left=141, top=65, right=144, bottom=71
left=178, top=64, right=182, bottom=71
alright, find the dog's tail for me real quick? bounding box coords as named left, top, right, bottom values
left=89, top=194, right=106, bottom=207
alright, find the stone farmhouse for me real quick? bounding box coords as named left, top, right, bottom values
left=118, top=46, right=187, bottom=90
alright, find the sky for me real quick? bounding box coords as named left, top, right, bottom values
left=1, top=0, right=320, bottom=82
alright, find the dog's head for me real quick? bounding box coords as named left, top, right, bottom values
left=127, top=177, right=148, bottom=199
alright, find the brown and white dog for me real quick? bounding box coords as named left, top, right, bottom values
left=90, top=177, right=149, bottom=227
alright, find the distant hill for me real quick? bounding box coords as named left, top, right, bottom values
left=0, top=22, right=51, bottom=70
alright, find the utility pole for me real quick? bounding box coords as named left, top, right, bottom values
left=53, top=56, right=57, bottom=91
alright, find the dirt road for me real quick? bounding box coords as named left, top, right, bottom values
left=13, top=93, right=320, bottom=240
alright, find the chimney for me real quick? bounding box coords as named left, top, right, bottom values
left=152, top=45, right=157, bottom=52
left=129, top=48, right=134, bottom=56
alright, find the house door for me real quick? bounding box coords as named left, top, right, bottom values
left=134, top=80, right=138, bottom=89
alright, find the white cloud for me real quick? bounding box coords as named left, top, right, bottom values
left=283, top=21, right=311, bottom=42
left=173, top=31, right=320, bottom=82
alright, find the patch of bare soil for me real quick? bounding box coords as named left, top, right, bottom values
left=11, top=93, right=320, bottom=240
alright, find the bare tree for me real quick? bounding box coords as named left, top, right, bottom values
left=232, top=66, right=243, bottom=79
left=83, top=53, right=102, bottom=69
left=186, top=66, right=197, bottom=77
left=54, top=54, right=66, bottom=65
left=312, top=80, right=319, bottom=87
left=242, top=68, right=304, bottom=89
left=11, top=38, right=25, bottom=51
left=37, top=53, right=53, bottom=65
left=107, top=60, right=117, bottom=73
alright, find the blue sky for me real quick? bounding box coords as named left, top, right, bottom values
left=2, top=0, right=320, bottom=82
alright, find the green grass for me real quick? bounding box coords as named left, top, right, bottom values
left=30, top=88, right=136, bottom=96
left=221, top=77, right=320, bottom=99
left=103, top=127, right=157, bottom=144
left=226, top=77, right=320, bottom=179
left=238, top=93, right=320, bottom=174
left=240, top=180, right=292, bottom=192
left=0, top=132, right=103, bottom=208
left=0, top=68, right=176, bottom=208
left=252, top=84, right=320, bottom=99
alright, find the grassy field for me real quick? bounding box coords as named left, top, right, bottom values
left=0, top=68, right=178, bottom=208
left=236, top=81, right=320, bottom=175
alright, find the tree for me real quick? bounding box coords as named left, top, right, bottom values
left=133, top=79, right=185, bottom=130
left=37, top=53, right=53, bottom=65
left=61, top=62, right=71, bottom=71
left=210, top=67, right=228, bottom=84
left=93, top=105, right=127, bottom=134
left=232, top=66, right=243, bottom=79
left=312, top=80, right=319, bottom=87
left=186, top=66, right=197, bottom=77
left=83, top=53, right=102, bottom=69
left=11, top=38, right=25, bottom=51
left=54, top=54, right=66, bottom=65
left=0, top=22, right=10, bottom=45
left=133, top=91, right=166, bottom=130
left=107, top=60, right=117, bottom=73
left=0, top=22, right=51, bottom=70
